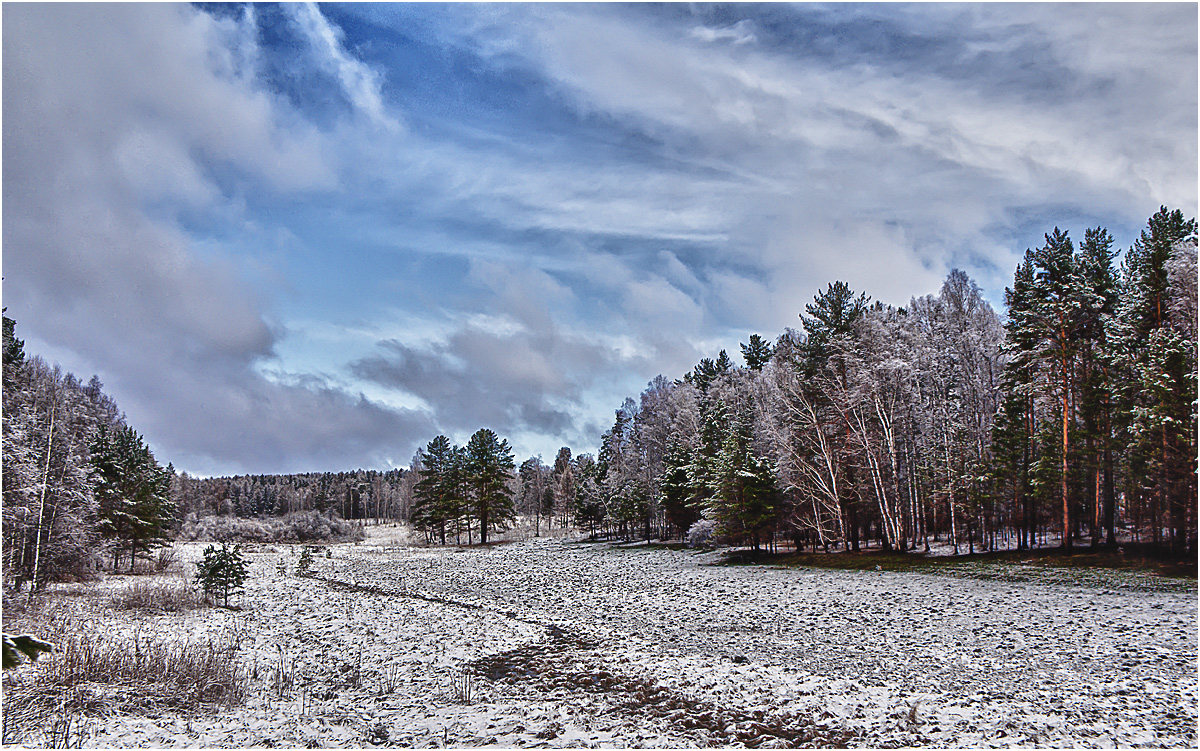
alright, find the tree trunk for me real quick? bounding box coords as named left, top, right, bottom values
left=1061, top=362, right=1072, bottom=550
left=30, top=400, right=56, bottom=597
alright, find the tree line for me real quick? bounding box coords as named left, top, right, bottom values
left=173, top=468, right=408, bottom=525
left=6, top=206, right=1192, bottom=567
left=3, top=316, right=173, bottom=587
left=573, top=207, right=1196, bottom=557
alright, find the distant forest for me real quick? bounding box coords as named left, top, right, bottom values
left=3, top=206, right=1196, bottom=590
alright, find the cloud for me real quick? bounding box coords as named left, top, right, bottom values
left=2, top=3, right=428, bottom=474
left=690, top=20, right=757, bottom=46
left=349, top=261, right=633, bottom=449
left=285, top=3, right=401, bottom=132
left=4, top=3, right=1194, bottom=473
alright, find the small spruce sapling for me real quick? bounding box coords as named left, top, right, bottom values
left=195, top=543, right=249, bottom=607
left=296, top=547, right=315, bottom=578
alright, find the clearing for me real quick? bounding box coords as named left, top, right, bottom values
left=3, top=530, right=1195, bottom=748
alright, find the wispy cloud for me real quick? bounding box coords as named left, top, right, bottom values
left=285, top=2, right=401, bottom=132
left=690, top=20, right=757, bottom=46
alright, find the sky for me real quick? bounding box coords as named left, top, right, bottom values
left=3, top=2, right=1196, bottom=477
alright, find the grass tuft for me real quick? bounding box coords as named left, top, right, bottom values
left=108, top=581, right=204, bottom=612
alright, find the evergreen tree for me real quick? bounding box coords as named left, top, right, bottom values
left=195, top=543, right=249, bottom=607
left=1111, top=208, right=1198, bottom=553
left=686, top=354, right=730, bottom=391
left=464, top=428, right=516, bottom=544
left=412, top=435, right=464, bottom=544
left=91, top=424, right=172, bottom=570
left=1077, top=227, right=1120, bottom=546
left=799, top=281, right=870, bottom=364
left=571, top=455, right=604, bottom=537
left=540, top=486, right=556, bottom=531
left=740, top=334, right=774, bottom=371
left=1030, top=228, right=1087, bottom=549
left=660, top=438, right=700, bottom=536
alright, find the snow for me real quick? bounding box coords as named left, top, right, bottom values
left=13, top=534, right=1197, bottom=748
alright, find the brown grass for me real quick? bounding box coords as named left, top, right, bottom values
left=108, top=580, right=204, bottom=613
left=36, top=633, right=247, bottom=708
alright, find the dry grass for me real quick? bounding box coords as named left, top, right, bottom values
left=3, top=632, right=248, bottom=746
left=1, top=584, right=248, bottom=746
left=38, top=633, right=247, bottom=707
left=108, top=580, right=204, bottom=612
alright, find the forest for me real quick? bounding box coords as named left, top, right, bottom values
left=570, top=207, right=1197, bottom=557
left=3, top=207, right=1196, bottom=593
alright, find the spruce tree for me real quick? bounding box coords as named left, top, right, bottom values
left=660, top=438, right=699, bottom=537
left=91, top=424, right=171, bottom=570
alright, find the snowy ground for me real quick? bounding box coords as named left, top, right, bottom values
left=4, top=532, right=1195, bottom=748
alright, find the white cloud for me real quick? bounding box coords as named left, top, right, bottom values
left=3, top=3, right=427, bottom=474
left=285, top=3, right=401, bottom=133
left=690, top=20, right=757, bottom=46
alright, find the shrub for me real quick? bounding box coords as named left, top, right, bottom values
left=177, top=511, right=364, bottom=544
left=195, top=544, right=249, bottom=607
left=687, top=519, right=717, bottom=548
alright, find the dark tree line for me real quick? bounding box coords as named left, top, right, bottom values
left=579, top=207, right=1197, bottom=558
left=173, top=468, right=407, bottom=525
left=3, top=316, right=172, bottom=587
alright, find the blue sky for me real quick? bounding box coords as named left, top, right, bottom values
left=4, top=3, right=1196, bottom=476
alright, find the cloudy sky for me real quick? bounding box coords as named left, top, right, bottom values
left=3, top=3, right=1196, bottom=476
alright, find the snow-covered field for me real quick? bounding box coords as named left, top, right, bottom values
left=5, top=533, right=1196, bottom=748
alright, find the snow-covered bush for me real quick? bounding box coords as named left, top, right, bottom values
left=177, top=511, right=364, bottom=544
left=686, top=519, right=716, bottom=548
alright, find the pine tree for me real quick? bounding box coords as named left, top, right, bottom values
left=1077, top=227, right=1119, bottom=545
left=412, top=435, right=464, bottom=544
left=1030, top=228, right=1086, bottom=549
left=195, top=543, right=249, bottom=607
left=463, top=428, right=516, bottom=544
left=740, top=334, right=774, bottom=371
left=799, top=281, right=870, bottom=365
left=1111, top=208, right=1198, bottom=553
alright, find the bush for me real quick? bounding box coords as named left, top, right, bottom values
left=195, top=544, right=248, bottom=607
left=177, top=511, right=364, bottom=544
left=687, top=519, right=717, bottom=548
